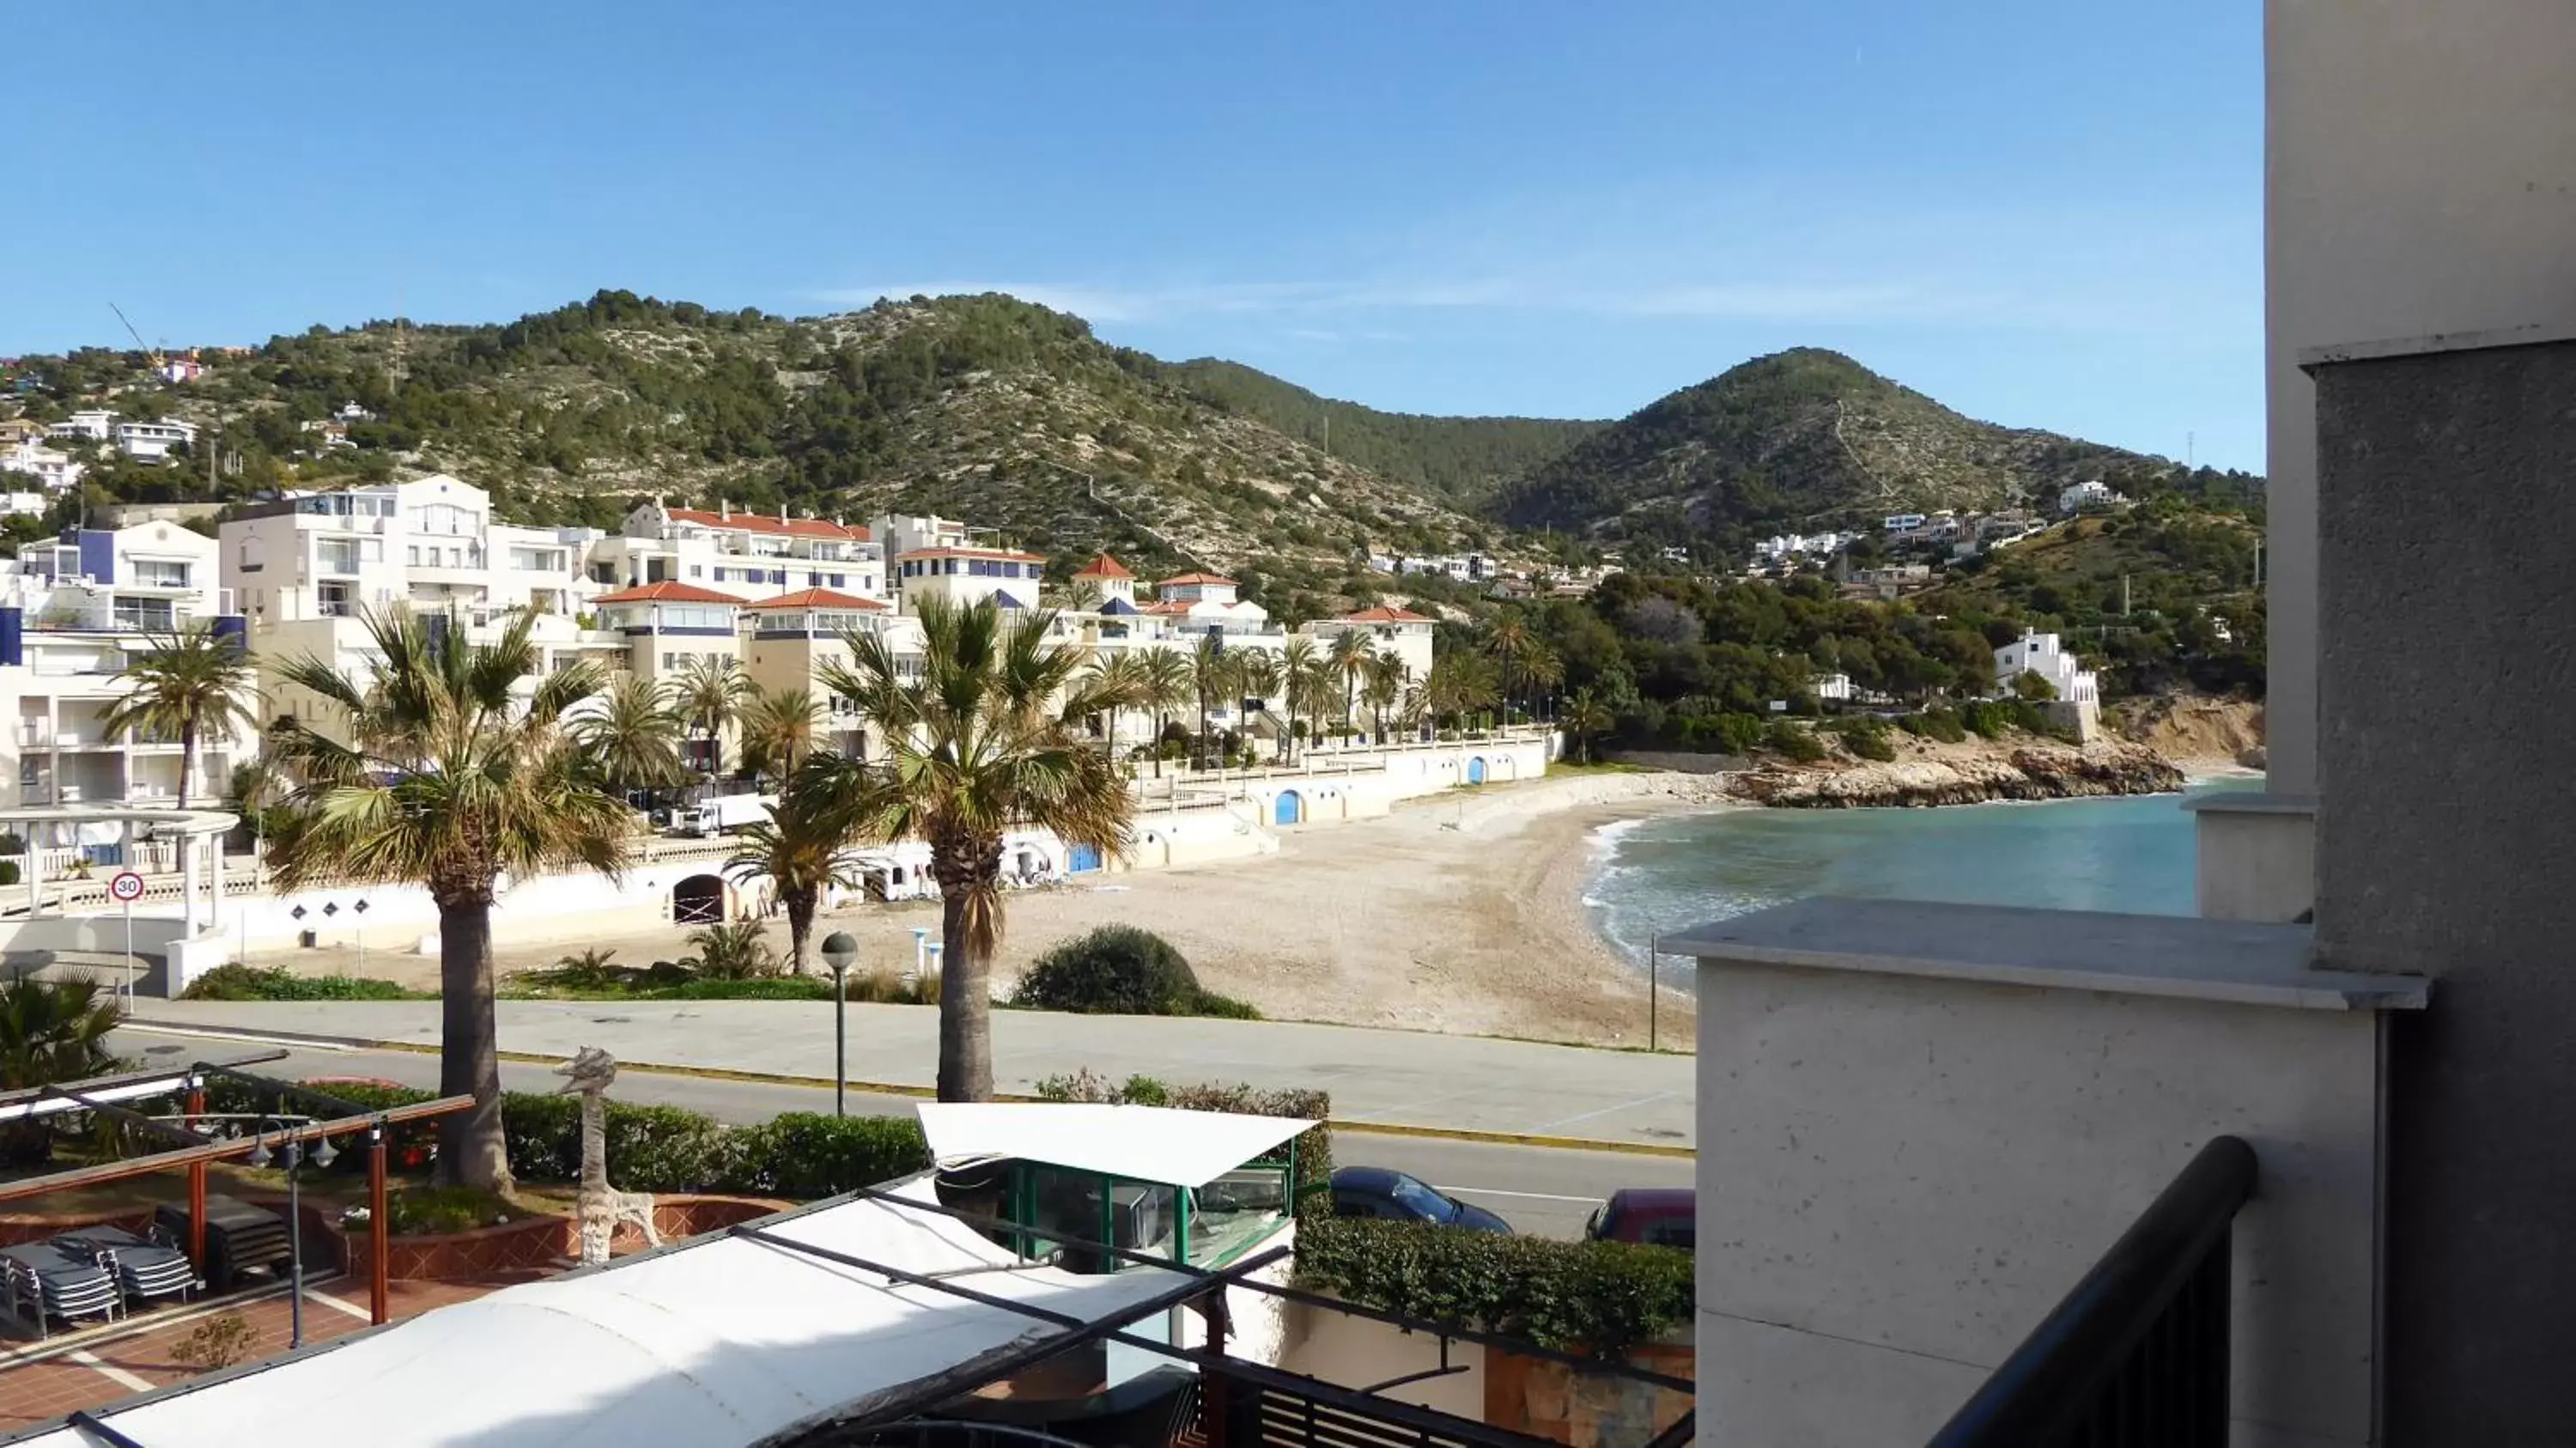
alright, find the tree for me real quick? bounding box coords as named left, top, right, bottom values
left=265, top=606, right=634, bottom=1191
left=1136, top=649, right=1192, bottom=778
left=725, top=755, right=863, bottom=976
left=738, top=685, right=822, bottom=782
left=1421, top=652, right=1499, bottom=728
left=1362, top=650, right=1407, bottom=742
left=818, top=596, right=1134, bottom=1101
left=1236, top=649, right=1283, bottom=763
left=0, top=976, right=118, bottom=1090
left=677, top=921, right=776, bottom=979
left=2013, top=669, right=2059, bottom=703
left=97, top=624, right=258, bottom=806
left=1563, top=688, right=1615, bottom=764
left=1278, top=636, right=1321, bottom=764
left=1187, top=635, right=1242, bottom=770
left=1084, top=653, right=1148, bottom=755
left=1327, top=629, right=1373, bottom=742
left=671, top=655, right=750, bottom=776
left=1485, top=609, right=1538, bottom=717
left=574, top=673, right=684, bottom=800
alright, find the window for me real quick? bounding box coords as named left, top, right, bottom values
left=829, top=574, right=845, bottom=587
left=662, top=652, right=676, bottom=670
left=131, top=560, right=190, bottom=589
left=317, top=581, right=355, bottom=618
left=690, top=565, right=702, bottom=578
left=316, top=538, right=362, bottom=575
left=407, top=546, right=422, bottom=565
left=112, top=597, right=175, bottom=632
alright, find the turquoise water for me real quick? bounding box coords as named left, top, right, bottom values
left=1585, top=784, right=2242, bottom=970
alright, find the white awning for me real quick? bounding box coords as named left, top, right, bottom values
left=15, top=1177, right=1186, bottom=1448
left=917, top=1102, right=1314, bottom=1188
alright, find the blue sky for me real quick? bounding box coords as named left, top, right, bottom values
left=3, top=2, right=2263, bottom=467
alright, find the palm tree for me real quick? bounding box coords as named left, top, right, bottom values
left=725, top=755, right=864, bottom=976
left=1327, top=629, right=1372, bottom=744
left=738, top=685, right=822, bottom=784
left=1421, top=652, right=1500, bottom=731
left=1186, top=635, right=1230, bottom=770
left=1563, top=687, right=1615, bottom=764
left=98, top=624, right=258, bottom=806
left=1137, top=649, right=1192, bottom=777
left=677, top=921, right=776, bottom=980
left=0, top=976, right=120, bottom=1165
left=1291, top=648, right=1339, bottom=761
left=1363, top=651, right=1408, bottom=743
left=1485, top=610, right=1537, bottom=720
left=671, top=654, right=750, bottom=777
left=1520, top=643, right=1564, bottom=727
left=818, top=596, right=1133, bottom=1101
left=1278, top=637, right=1321, bottom=764
left=1236, top=650, right=1283, bottom=764
left=264, top=606, right=634, bottom=1191
left=575, top=673, right=685, bottom=800
left=1084, top=653, right=1148, bottom=754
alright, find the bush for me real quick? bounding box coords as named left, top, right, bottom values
left=1296, top=1219, right=1692, bottom=1354
left=1761, top=721, right=1827, bottom=764
left=1899, top=708, right=1968, bottom=744
left=1012, top=926, right=1260, bottom=1019
left=1845, top=727, right=1898, bottom=763
left=384, top=1184, right=513, bottom=1235
left=181, top=964, right=420, bottom=1001
left=732, top=1114, right=933, bottom=1198
left=1961, top=700, right=2016, bottom=739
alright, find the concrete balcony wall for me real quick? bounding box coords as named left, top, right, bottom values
left=1677, top=899, right=2421, bottom=1448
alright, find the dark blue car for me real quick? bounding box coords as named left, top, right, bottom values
left=1328, top=1166, right=1511, bottom=1233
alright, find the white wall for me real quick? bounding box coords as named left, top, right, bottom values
left=2266, top=0, right=2576, bottom=798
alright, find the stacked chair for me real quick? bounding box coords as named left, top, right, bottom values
left=0, top=1239, right=122, bottom=1338
left=59, top=1224, right=199, bottom=1308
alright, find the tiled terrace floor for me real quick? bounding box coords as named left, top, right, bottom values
left=0, top=1270, right=547, bottom=1433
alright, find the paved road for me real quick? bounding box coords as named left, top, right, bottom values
left=112, top=1032, right=1692, bottom=1240
left=130, top=1000, right=1698, bottom=1148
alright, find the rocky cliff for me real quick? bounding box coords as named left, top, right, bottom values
left=1731, top=739, right=2188, bottom=809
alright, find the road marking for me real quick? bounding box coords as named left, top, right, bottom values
left=1435, top=1186, right=1606, bottom=1205
left=65, top=1348, right=154, bottom=1393
left=118, top=1024, right=355, bottom=1052
left=1530, top=1092, right=1679, bottom=1135
left=305, top=1287, right=373, bottom=1323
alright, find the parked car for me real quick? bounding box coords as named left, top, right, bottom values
left=1327, top=1167, right=1511, bottom=1233
left=1585, top=1189, right=1695, bottom=1250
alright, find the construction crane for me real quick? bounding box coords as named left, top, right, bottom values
left=109, top=301, right=165, bottom=372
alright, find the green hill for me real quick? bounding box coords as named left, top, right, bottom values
left=1497, top=347, right=2211, bottom=546
left=1159, top=358, right=1605, bottom=508
left=9, top=291, right=1528, bottom=583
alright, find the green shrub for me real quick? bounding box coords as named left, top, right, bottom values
left=1845, top=728, right=1898, bottom=763
left=1761, top=721, right=1827, bottom=764
left=1012, top=926, right=1260, bottom=1019
left=1296, top=1219, right=1692, bottom=1354
left=732, top=1113, right=932, bottom=1198
left=385, top=1184, right=513, bottom=1235
left=1900, top=708, right=1968, bottom=744
left=1961, top=700, right=2016, bottom=739
left=181, top=964, right=422, bottom=1001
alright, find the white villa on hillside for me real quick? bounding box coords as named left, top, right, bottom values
left=1993, top=630, right=2099, bottom=703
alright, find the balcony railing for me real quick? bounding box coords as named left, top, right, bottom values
left=1927, top=1135, right=2257, bottom=1448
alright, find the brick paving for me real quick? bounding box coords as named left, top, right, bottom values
left=0, top=1270, right=547, bottom=1433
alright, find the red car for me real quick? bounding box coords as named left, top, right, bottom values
left=1586, top=1189, right=1695, bottom=1250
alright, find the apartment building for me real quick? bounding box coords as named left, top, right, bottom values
left=0, top=521, right=245, bottom=818
left=740, top=588, right=908, bottom=759
left=601, top=499, right=884, bottom=603
left=891, top=543, right=1049, bottom=611
left=112, top=418, right=197, bottom=464
left=1304, top=605, right=1437, bottom=680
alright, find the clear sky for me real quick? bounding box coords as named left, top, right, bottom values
left=3, top=2, right=2263, bottom=467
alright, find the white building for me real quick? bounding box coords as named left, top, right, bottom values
left=893, top=544, right=1049, bottom=612
left=1992, top=630, right=2099, bottom=704
left=0, top=440, right=82, bottom=492
left=113, top=418, right=199, bottom=464
left=46, top=411, right=114, bottom=443
left=605, top=500, right=883, bottom=604
left=1812, top=672, right=1855, bottom=703
left=1305, top=605, right=1437, bottom=682
left=0, top=521, right=247, bottom=816
left=2058, top=478, right=2123, bottom=514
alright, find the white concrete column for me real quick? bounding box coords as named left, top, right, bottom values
left=180, top=836, right=199, bottom=934
left=210, top=835, right=226, bottom=924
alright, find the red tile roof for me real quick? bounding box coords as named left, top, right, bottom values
left=665, top=507, right=869, bottom=541
left=741, top=587, right=889, bottom=611
left=1342, top=605, right=1432, bottom=624
left=1139, top=599, right=1198, bottom=615
left=1156, top=572, right=1237, bottom=588
left=1072, top=553, right=1134, bottom=580
left=592, top=581, right=746, bottom=606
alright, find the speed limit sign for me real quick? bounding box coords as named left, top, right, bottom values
left=107, top=870, right=145, bottom=903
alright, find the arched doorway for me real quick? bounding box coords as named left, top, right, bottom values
left=1068, top=843, right=1103, bottom=873
left=1467, top=756, right=1487, bottom=784
left=1273, top=790, right=1303, bottom=826
left=672, top=873, right=725, bottom=925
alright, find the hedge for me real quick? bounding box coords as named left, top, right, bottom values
left=181, top=964, right=423, bottom=1001
left=1295, top=1218, right=1692, bottom=1354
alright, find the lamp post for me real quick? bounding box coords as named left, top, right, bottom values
left=820, top=931, right=859, bottom=1118
left=246, top=1114, right=337, bottom=1348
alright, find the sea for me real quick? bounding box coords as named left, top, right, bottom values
left=1584, top=782, right=2250, bottom=976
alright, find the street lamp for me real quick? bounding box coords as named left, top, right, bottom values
left=820, top=931, right=860, bottom=1117
left=246, top=1113, right=333, bottom=1348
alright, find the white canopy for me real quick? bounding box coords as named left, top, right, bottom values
left=17, top=1177, right=1184, bottom=1448
left=916, top=1102, right=1314, bottom=1189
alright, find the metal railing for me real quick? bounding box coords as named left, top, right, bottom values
left=1927, top=1136, right=2257, bottom=1448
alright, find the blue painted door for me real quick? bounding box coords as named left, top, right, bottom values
left=1068, top=843, right=1103, bottom=873
left=1467, top=757, right=1487, bottom=784
left=1273, top=791, right=1302, bottom=826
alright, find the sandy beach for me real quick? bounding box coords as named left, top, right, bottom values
left=258, top=771, right=1729, bottom=1049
